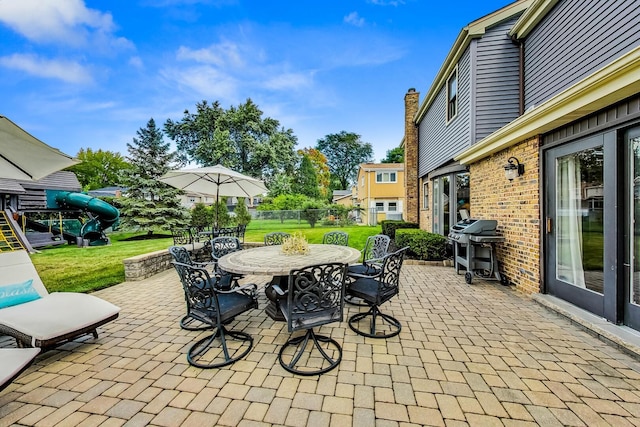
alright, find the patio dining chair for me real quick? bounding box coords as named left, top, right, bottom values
left=169, top=245, right=225, bottom=331
left=171, top=227, right=195, bottom=246
left=171, top=261, right=258, bottom=369
left=210, top=236, right=244, bottom=290
left=346, top=247, right=408, bottom=339
left=345, top=234, right=391, bottom=306
left=264, top=231, right=290, bottom=246
left=322, top=231, right=349, bottom=246
left=272, top=262, right=348, bottom=375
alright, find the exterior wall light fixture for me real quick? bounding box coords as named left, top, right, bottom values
left=504, top=156, right=524, bottom=181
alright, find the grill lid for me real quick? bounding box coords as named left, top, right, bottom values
left=450, top=219, right=498, bottom=235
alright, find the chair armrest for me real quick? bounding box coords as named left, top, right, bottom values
left=364, top=257, right=385, bottom=267
left=347, top=270, right=382, bottom=280
left=271, top=284, right=287, bottom=296
left=218, top=283, right=258, bottom=297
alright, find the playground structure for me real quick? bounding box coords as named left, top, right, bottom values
left=48, top=190, right=120, bottom=246
left=1, top=178, right=120, bottom=251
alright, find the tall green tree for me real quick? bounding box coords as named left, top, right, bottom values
left=119, top=118, right=188, bottom=232
left=292, top=154, right=320, bottom=199
left=233, top=197, right=252, bottom=226
left=67, top=148, right=129, bottom=191
left=164, top=99, right=298, bottom=185
left=381, top=146, right=404, bottom=163
left=316, top=131, right=374, bottom=190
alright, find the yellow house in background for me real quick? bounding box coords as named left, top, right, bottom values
left=354, top=163, right=405, bottom=226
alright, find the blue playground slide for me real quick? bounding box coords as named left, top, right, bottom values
left=48, top=191, right=120, bottom=246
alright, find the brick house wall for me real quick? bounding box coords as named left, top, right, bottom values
left=419, top=179, right=432, bottom=232
left=469, top=136, right=541, bottom=294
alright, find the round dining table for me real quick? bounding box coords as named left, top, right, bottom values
left=218, top=243, right=362, bottom=320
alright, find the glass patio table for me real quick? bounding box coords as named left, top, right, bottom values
left=218, top=244, right=361, bottom=320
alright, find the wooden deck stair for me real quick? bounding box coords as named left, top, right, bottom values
left=0, top=212, right=25, bottom=252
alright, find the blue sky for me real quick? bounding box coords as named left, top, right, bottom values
left=0, top=0, right=513, bottom=163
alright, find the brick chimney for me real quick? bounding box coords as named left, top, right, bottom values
left=404, top=88, right=420, bottom=224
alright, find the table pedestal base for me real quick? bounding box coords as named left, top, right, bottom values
left=264, top=276, right=287, bottom=321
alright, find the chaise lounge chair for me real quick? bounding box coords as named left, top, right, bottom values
left=0, top=348, right=40, bottom=392
left=0, top=251, right=120, bottom=349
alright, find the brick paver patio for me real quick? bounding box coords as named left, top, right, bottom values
left=2, top=264, right=640, bottom=426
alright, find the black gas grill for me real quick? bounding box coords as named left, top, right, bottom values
left=448, top=219, right=504, bottom=284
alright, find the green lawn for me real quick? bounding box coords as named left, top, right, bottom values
left=31, top=223, right=381, bottom=294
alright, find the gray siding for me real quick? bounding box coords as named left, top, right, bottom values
left=524, top=0, right=640, bottom=109
left=418, top=48, right=471, bottom=176
left=474, top=16, right=522, bottom=141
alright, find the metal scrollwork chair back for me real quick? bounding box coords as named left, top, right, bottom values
left=264, top=231, right=291, bottom=246
left=171, top=261, right=258, bottom=369
left=322, top=231, right=349, bottom=246
left=273, top=262, right=348, bottom=375
left=169, top=245, right=219, bottom=331
left=210, top=237, right=244, bottom=289
left=346, top=246, right=408, bottom=339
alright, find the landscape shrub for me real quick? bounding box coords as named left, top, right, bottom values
left=381, top=220, right=419, bottom=239
left=395, top=229, right=448, bottom=260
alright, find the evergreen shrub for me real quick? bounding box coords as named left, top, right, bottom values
left=395, top=229, right=448, bottom=260
left=381, top=220, right=419, bottom=239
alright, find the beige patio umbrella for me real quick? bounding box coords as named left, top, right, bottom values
left=0, top=115, right=78, bottom=181
left=159, top=164, right=268, bottom=227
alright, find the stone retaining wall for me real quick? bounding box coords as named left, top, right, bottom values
left=123, top=242, right=264, bottom=281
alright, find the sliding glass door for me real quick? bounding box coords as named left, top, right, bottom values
left=545, top=134, right=607, bottom=316
left=625, top=127, right=640, bottom=329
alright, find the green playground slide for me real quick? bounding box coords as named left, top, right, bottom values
left=49, top=191, right=120, bottom=246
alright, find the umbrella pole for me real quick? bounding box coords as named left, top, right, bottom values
left=215, top=180, right=220, bottom=230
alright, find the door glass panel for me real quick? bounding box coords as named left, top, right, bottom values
left=442, top=176, right=450, bottom=235
left=555, top=147, right=604, bottom=293
left=631, top=135, right=640, bottom=306
left=432, top=179, right=440, bottom=234
left=456, top=172, right=470, bottom=221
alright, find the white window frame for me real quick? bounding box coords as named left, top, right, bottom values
left=388, top=202, right=397, bottom=212
left=376, top=171, right=397, bottom=183
left=375, top=202, right=384, bottom=212
left=446, top=66, right=458, bottom=123
left=423, top=181, right=429, bottom=209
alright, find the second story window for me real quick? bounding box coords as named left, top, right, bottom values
left=447, top=67, right=458, bottom=122
left=376, top=171, right=397, bottom=183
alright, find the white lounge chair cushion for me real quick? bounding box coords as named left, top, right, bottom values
left=0, top=250, right=120, bottom=347
left=0, top=348, right=40, bottom=390
left=0, top=293, right=120, bottom=347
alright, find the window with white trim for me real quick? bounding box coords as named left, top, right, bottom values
left=388, top=202, right=397, bottom=212
left=375, top=202, right=384, bottom=212
left=446, top=67, right=458, bottom=122
left=423, top=181, right=429, bottom=209
left=376, top=171, right=397, bottom=183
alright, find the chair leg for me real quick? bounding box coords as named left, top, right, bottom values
left=348, top=305, right=401, bottom=339
left=279, top=329, right=342, bottom=376
left=187, top=325, right=253, bottom=369
left=180, top=314, right=211, bottom=331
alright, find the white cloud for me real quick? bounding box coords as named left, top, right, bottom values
left=344, top=12, right=365, bottom=27
left=368, top=0, right=405, bottom=6
left=0, top=0, right=131, bottom=50
left=161, top=65, right=239, bottom=101
left=129, top=56, right=144, bottom=69
left=263, top=72, right=314, bottom=91
left=176, top=41, right=244, bottom=68
left=0, top=54, right=93, bottom=84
